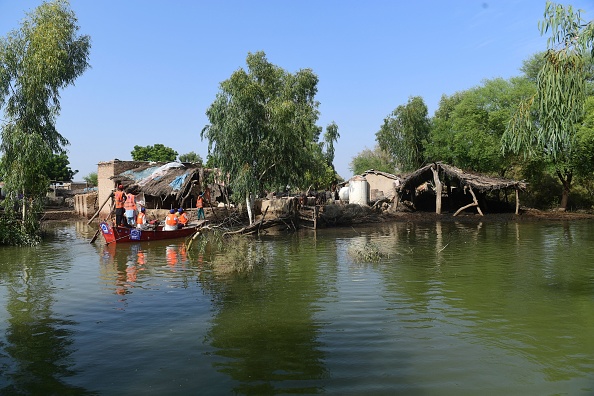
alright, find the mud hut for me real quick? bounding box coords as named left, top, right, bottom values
left=398, top=162, right=527, bottom=215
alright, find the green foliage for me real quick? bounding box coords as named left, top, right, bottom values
left=131, top=144, right=178, bottom=162
left=323, top=121, right=340, bottom=166
left=428, top=78, right=535, bottom=174
left=349, top=145, right=394, bottom=175
left=201, top=51, right=324, bottom=216
left=179, top=151, right=203, bottom=165
left=502, top=2, right=592, bottom=209
left=0, top=0, right=90, bottom=241
left=376, top=96, right=430, bottom=172
left=44, top=152, right=77, bottom=181
left=83, top=172, right=98, bottom=187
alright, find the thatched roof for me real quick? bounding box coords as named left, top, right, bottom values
left=400, top=162, right=527, bottom=193
left=113, top=162, right=201, bottom=201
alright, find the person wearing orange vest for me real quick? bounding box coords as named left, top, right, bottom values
left=196, top=192, right=205, bottom=220
left=164, top=208, right=178, bottom=231
left=177, top=208, right=189, bottom=228
left=114, top=184, right=127, bottom=227
left=136, top=207, right=148, bottom=230
left=124, top=189, right=137, bottom=227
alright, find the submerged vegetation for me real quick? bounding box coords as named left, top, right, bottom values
left=347, top=241, right=390, bottom=263
left=189, top=230, right=268, bottom=274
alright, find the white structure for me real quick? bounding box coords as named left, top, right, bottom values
left=348, top=175, right=369, bottom=206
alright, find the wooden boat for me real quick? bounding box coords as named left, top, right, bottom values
left=99, top=221, right=202, bottom=244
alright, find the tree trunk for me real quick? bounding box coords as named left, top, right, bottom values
left=246, top=192, right=254, bottom=225
left=556, top=169, right=572, bottom=211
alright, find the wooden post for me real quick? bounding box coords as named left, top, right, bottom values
left=515, top=189, right=520, bottom=215
left=431, top=165, right=442, bottom=215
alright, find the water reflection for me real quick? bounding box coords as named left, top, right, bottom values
left=0, top=242, right=94, bottom=394
left=203, top=236, right=333, bottom=394
left=371, top=220, right=594, bottom=385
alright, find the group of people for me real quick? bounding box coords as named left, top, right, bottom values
left=113, top=184, right=206, bottom=231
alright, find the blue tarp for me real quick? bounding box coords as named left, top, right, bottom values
left=121, top=166, right=161, bottom=181
left=169, top=174, right=188, bottom=191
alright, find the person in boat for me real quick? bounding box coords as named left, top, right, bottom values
left=136, top=207, right=150, bottom=230
left=196, top=192, right=205, bottom=220
left=114, top=184, right=127, bottom=227
left=177, top=208, right=189, bottom=228
left=124, top=188, right=137, bottom=227
left=164, top=208, right=178, bottom=231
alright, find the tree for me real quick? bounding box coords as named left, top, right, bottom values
left=44, top=153, right=77, bottom=181
left=131, top=144, right=178, bottom=162
left=83, top=172, right=98, bottom=187
left=427, top=77, right=536, bottom=175
left=202, top=51, right=322, bottom=224
left=502, top=1, right=591, bottom=210
left=349, top=145, right=394, bottom=175
left=0, top=0, right=90, bottom=243
left=376, top=96, right=430, bottom=172
left=179, top=151, right=203, bottom=165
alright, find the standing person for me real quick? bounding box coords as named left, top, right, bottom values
left=196, top=192, right=206, bottom=220
left=177, top=208, right=189, bottom=228
left=124, top=188, right=137, bottom=227
left=164, top=208, right=178, bottom=231
left=114, top=184, right=127, bottom=227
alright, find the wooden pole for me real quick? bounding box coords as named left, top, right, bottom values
left=515, top=189, right=520, bottom=215
left=431, top=164, right=442, bottom=215
left=87, top=192, right=113, bottom=225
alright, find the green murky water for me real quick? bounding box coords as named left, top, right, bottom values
left=1, top=219, right=593, bottom=395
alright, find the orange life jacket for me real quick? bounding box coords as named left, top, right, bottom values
left=124, top=194, right=136, bottom=210
left=165, top=213, right=178, bottom=226
left=114, top=190, right=125, bottom=209
left=136, top=212, right=146, bottom=225
left=178, top=212, right=189, bottom=225
left=196, top=196, right=204, bottom=208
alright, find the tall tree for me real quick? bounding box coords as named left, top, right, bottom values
left=376, top=96, right=430, bottom=172
left=502, top=1, right=591, bottom=210
left=349, top=145, right=394, bottom=175
left=0, top=0, right=90, bottom=241
left=131, top=144, right=178, bottom=162
left=427, top=77, right=535, bottom=175
left=44, top=153, right=78, bottom=181
left=179, top=151, right=203, bottom=165
left=201, top=51, right=321, bottom=224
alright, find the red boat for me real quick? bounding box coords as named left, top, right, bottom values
left=99, top=221, right=202, bottom=244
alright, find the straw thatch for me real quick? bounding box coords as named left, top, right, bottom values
left=400, top=162, right=526, bottom=193
left=112, top=162, right=201, bottom=203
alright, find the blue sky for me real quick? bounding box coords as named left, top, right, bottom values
left=1, top=0, right=594, bottom=182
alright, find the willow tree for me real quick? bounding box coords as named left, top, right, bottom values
left=201, top=51, right=321, bottom=224
left=0, top=0, right=90, bottom=241
left=502, top=2, right=593, bottom=210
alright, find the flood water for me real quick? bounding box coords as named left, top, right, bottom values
left=1, top=219, right=593, bottom=395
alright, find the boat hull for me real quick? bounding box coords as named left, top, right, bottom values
left=99, top=222, right=199, bottom=244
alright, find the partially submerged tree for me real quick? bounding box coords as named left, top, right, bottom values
left=502, top=1, right=592, bottom=210
left=202, top=51, right=323, bottom=224
left=376, top=96, right=430, bottom=172
left=0, top=0, right=90, bottom=243
left=131, top=144, right=178, bottom=162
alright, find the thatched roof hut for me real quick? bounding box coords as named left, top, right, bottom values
left=113, top=162, right=203, bottom=209
left=399, top=162, right=527, bottom=215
